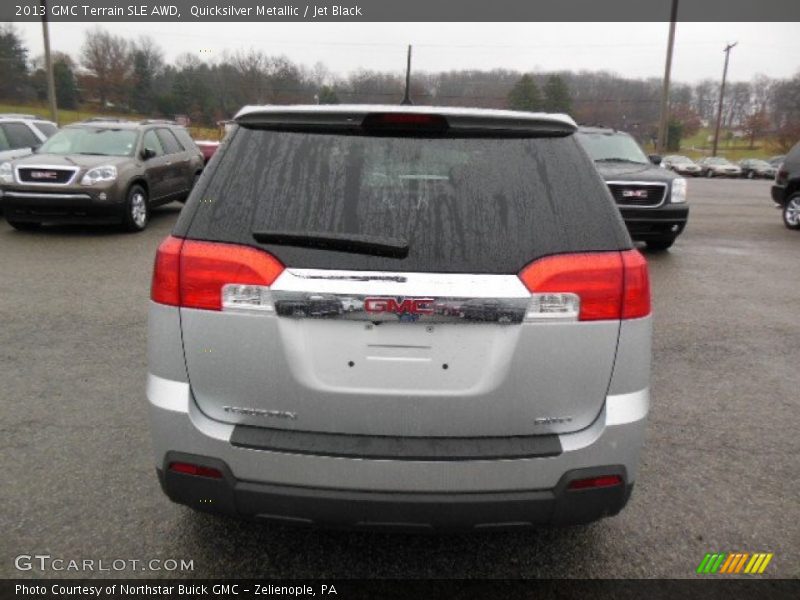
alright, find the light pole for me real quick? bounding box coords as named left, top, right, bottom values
left=712, top=42, right=737, bottom=157
left=657, top=0, right=679, bottom=154
left=40, top=0, right=58, bottom=124
left=401, top=45, right=413, bottom=105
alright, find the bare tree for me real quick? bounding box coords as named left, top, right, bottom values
left=81, top=28, right=130, bottom=107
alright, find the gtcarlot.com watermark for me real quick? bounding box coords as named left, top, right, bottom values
left=14, top=554, right=194, bottom=573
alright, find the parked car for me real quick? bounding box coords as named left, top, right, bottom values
left=662, top=154, right=702, bottom=176
left=738, top=158, right=777, bottom=179
left=148, top=105, right=652, bottom=529
left=194, top=140, right=220, bottom=164
left=767, top=155, right=785, bottom=168
left=0, top=119, right=204, bottom=232
left=770, top=141, right=800, bottom=230
left=0, top=113, right=58, bottom=162
left=697, top=156, right=742, bottom=178
left=577, top=126, right=688, bottom=251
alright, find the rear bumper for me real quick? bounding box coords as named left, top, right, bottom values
left=619, top=204, right=689, bottom=240
left=2, top=188, right=124, bottom=224
left=147, top=374, right=649, bottom=530
left=672, top=167, right=702, bottom=176
left=771, top=184, right=786, bottom=204
left=159, top=456, right=632, bottom=530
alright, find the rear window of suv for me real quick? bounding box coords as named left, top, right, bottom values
left=177, top=125, right=630, bottom=273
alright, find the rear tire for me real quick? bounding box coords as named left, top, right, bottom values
left=783, top=194, right=800, bottom=230
left=746, top=170, right=754, bottom=179
left=705, top=170, right=714, bottom=178
left=7, top=220, right=41, bottom=231
left=122, top=184, right=149, bottom=232
left=646, top=236, right=676, bottom=251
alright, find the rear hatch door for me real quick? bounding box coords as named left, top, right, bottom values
left=178, top=112, right=630, bottom=437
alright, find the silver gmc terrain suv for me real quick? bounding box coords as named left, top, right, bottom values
left=147, top=105, right=652, bottom=530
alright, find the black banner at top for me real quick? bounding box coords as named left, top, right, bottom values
left=4, top=0, right=800, bottom=22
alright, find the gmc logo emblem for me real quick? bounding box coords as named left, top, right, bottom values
left=30, top=171, right=58, bottom=180
left=364, top=297, right=434, bottom=315
left=621, top=189, right=648, bottom=198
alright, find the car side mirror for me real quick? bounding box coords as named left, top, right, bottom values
left=648, top=154, right=662, bottom=165
left=141, top=147, right=156, bottom=161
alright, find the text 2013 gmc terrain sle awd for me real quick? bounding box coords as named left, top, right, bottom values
left=147, top=106, right=652, bottom=530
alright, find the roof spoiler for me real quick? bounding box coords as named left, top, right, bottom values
left=235, top=108, right=576, bottom=137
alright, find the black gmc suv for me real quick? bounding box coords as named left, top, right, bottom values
left=577, top=126, right=689, bottom=251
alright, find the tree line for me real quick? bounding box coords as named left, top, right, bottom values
left=1, top=25, right=798, bottom=149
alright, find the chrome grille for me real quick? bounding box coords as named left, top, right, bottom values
left=16, top=166, right=78, bottom=185
left=606, top=181, right=667, bottom=207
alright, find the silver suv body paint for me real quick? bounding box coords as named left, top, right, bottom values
left=147, top=105, right=652, bottom=530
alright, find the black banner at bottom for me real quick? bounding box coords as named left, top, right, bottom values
left=4, top=579, right=800, bottom=600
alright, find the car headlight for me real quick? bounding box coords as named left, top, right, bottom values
left=671, top=177, right=687, bottom=204
left=80, top=165, right=117, bottom=186
left=0, top=161, right=13, bottom=185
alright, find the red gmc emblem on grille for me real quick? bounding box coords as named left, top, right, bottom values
left=364, top=297, right=434, bottom=315
left=621, top=189, right=649, bottom=198
left=30, top=171, right=58, bottom=180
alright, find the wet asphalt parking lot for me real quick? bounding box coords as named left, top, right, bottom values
left=2, top=178, right=798, bottom=579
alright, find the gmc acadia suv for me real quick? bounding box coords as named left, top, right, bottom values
left=147, top=105, right=652, bottom=530
left=0, top=119, right=203, bottom=231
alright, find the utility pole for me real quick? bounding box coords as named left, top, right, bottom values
left=712, top=42, right=737, bottom=157
left=401, top=45, right=413, bottom=105
left=656, top=0, right=679, bottom=154
left=40, top=0, right=58, bottom=124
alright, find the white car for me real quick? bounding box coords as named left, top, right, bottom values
left=697, top=156, right=742, bottom=178
left=0, top=114, right=58, bottom=162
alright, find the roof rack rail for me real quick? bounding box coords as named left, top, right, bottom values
left=0, top=113, right=42, bottom=120
left=141, top=119, right=177, bottom=125
left=82, top=117, right=126, bottom=123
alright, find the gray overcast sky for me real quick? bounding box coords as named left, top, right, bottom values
left=8, top=21, right=800, bottom=83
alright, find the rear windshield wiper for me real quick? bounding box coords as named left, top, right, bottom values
left=252, top=230, right=409, bottom=259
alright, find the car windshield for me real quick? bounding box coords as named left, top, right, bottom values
left=749, top=160, right=770, bottom=168
left=34, top=122, right=58, bottom=138
left=668, top=155, right=692, bottom=164
left=38, top=127, right=137, bottom=156
left=706, top=157, right=731, bottom=165
left=576, top=132, right=649, bottom=164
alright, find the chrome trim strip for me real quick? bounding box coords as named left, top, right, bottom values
left=4, top=191, right=91, bottom=200
left=605, top=180, right=668, bottom=209
left=14, top=164, right=80, bottom=186
left=262, top=270, right=533, bottom=324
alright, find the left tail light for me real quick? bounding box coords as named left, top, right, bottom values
left=150, top=236, right=285, bottom=311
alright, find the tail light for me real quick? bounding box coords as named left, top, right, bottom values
left=567, top=474, right=623, bottom=490
left=151, top=236, right=285, bottom=311
left=620, top=250, right=650, bottom=319
left=168, top=461, right=223, bottom=479
left=518, top=250, right=650, bottom=321
left=362, top=112, right=449, bottom=133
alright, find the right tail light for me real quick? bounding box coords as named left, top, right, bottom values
left=518, top=250, right=650, bottom=321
